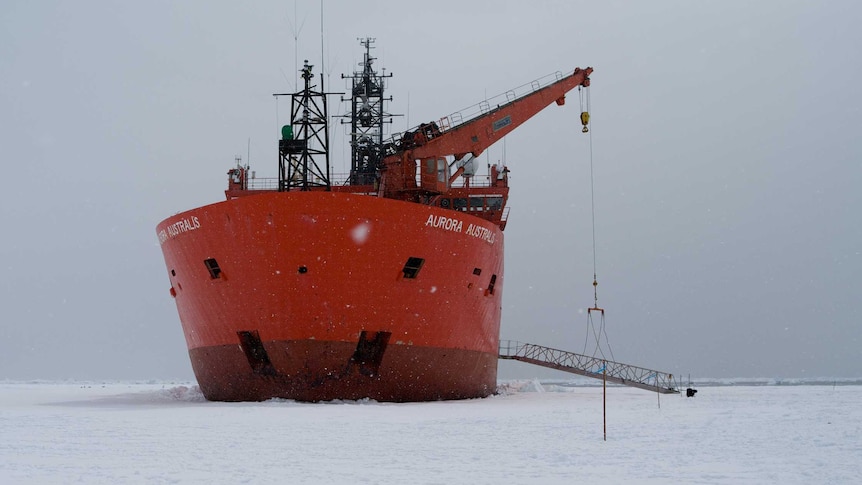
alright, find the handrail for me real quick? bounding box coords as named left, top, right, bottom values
left=387, top=70, right=568, bottom=147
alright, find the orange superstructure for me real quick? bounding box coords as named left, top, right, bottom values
left=156, top=39, right=591, bottom=402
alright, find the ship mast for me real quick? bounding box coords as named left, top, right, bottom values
left=277, top=61, right=334, bottom=191
left=341, top=38, right=394, bottom=185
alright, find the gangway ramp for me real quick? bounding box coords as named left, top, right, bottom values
left=499, top=340, right=679, bottom=394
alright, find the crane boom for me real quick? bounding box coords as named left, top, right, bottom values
left=391, top=67, right=592, bottom=162
left=378, top=67, right=592, bottom=201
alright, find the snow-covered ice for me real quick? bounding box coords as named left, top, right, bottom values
left=1, top=380, right=860, bottom=484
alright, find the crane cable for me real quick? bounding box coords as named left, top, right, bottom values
left=582, top=86, right=598, bottom=308
left=579, top=86, right=615, bottom=362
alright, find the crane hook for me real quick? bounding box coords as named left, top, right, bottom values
left=580, top=111, right=590, bottom=133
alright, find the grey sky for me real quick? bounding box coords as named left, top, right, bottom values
left=2, top=1, right=859, bottom=380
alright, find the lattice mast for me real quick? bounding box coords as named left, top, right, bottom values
left=278, top=61, right=333, bottom=191
left=341, top=38, right=393, bottom=185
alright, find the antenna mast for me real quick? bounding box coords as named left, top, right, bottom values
left=275, top=61, right=339, bottom=191
left=340, top=38, right=394, bottom=185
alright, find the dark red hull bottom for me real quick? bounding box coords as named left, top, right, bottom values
left=190, top=340, right=498, bottom=402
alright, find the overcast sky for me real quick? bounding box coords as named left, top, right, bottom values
left=2, top=1, right=859, bottom=381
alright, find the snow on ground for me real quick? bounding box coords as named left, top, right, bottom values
left=1, top=380, right=860, bottom=484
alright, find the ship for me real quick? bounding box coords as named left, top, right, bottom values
left=156, top=39, right=592, bottom=402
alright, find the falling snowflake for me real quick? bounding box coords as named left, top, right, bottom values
left=351, top=222, right=371, bottom=244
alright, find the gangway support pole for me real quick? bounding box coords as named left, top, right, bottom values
left=603, top=360, right=607, bottom=442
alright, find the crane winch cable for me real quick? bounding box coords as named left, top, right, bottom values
left=579, top=85, right=615, bottom=362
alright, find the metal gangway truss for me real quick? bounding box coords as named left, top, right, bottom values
left=499, top=340, right=679, bottom=394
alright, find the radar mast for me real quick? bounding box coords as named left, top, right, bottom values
left=341, top=38, right=394, bottom=185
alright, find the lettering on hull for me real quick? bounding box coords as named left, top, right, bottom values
left=158, top=215, right=201, bottom=245
left=424, top=214, right=496, bottom=245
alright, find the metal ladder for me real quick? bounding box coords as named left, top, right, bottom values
left=499, top=340, right=679, bottom=394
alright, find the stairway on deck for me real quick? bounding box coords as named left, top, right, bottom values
left=499, top=340, right=679, bottom=394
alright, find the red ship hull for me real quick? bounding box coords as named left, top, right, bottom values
left=157, top=191, right=503, bottom=402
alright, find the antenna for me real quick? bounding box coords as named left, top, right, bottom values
left=320, top=0, right=325, bottom=83
left=287, top=0, right=308, bottom=90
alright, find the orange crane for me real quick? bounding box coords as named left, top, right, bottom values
left=378, top=66, right=593, bottom=223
